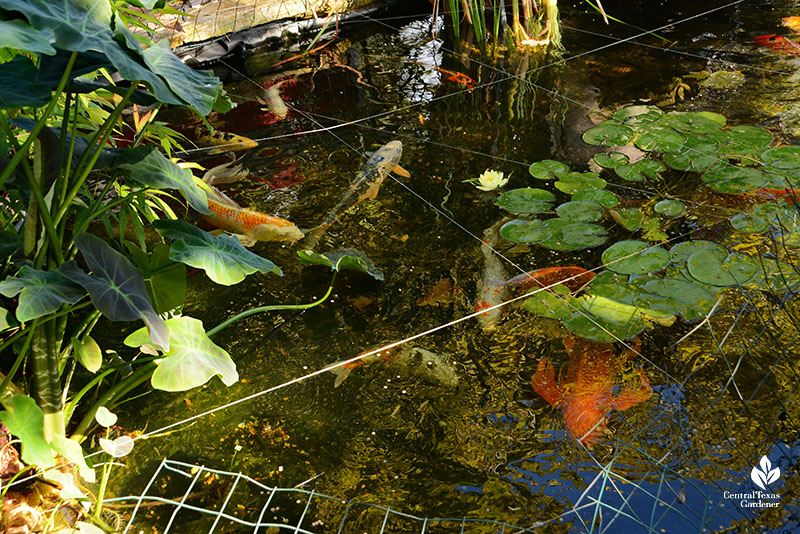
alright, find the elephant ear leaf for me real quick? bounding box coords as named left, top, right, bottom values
left=297, top=248, right=384, bottom=281
left=61, top=234, right=169, bottom=352
left=0, top=266, right=84, bottom=322
left=0, top=395, right=55, bottom=468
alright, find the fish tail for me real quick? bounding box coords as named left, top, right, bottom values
left=330, top=366, right=353, bottom=387
left=302, top=224, right=328, bottom=250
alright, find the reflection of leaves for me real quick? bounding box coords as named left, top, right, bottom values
left=154, top=220, right=280, bottom=285
left=124, top=316, right=238, bottom=391
left=0, top=266, right=84, bottom=322
left=61, top=234, right=169, bottom=351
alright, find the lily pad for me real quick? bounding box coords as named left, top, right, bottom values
left=638, top=279, right=717, bottom=321
left=654, top=199, right=686, bottom=217
left=521, top=289, right=572, bottom=320
left=496, top=188, right=555, bottom=214
left=663, top=134, right=720, bottom=172
left=572, top=188, right=619, bottom=208
left=612, top=105, right=663, bottom=126
left=125, top=316, right=238, bottom=391
left=0, top=267, right=85, bottom=322
left=615, top=159, right=666, bottom=182
left=730, top=212, right=769, bottom=233
left=297, top=248, right=384, bottom=281
left=558, top=222, right=608, bottom=248
left=592, top=152, right=629, bottom=169
left=708, top=127, right=773, bottom=158
left=669, top=240, right=727, bottom=265
left=761, top=146, right=800, bottom=170
left=499, top=219, right=551, bottom=243
left=555, top=172, right=607, bottom=194
left=578, top=295, right=642, bottom=324
left=634, top=128, right=685, bottom=152
left=702, top=166, right=767, bottom=193
left=610, top=208, right=643, bottom=232
left=686, top=249, right=759, bottom=287
left=658, top=112, right=726, bottom=134
left=556, top=200, right=604, bottom=222
left=562, top=310, right=645, bottom=342
left=529, top=160, right=569, bottom=180
left=601, top=240, right=670, bottom=275
left=582, top=120, right=636, bottom=147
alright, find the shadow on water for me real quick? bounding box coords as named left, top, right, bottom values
left=111, top=1, right=800, bottom=532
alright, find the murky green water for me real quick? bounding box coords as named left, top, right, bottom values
left=109, top=1, right=800, bottom=532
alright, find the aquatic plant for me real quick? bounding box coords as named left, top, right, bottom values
left=473, top=169, right=509, bottom=191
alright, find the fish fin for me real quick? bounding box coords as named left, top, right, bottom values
left=235, top=234, right=257, bottom=247
left=302, top=224, right=327, bottom=250
left=392, top=165, right=411, bottom=178
left=207, top=185, right=241, bottom=208
left=330, top=366, right=353, bottom=387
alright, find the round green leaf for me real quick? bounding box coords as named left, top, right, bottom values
left=556, top=200, right=603, bottom=222
left=686, top=250, right=759, bottom=287
left=708, top=126, right=773, bottom=158
left=663, top=134, right=721, bottom=172
left=702, top=166, right=767, bottom=193
left=582, top=120, right=635, bottom=147
left=638, top=278, right=716, bottom=321
left=521, top=290, right=571, bottom=320
left=730, top=212, right=768, bottom=233
left=659, top=112, right=726, bottom=134
left=558, top=222, right=608, bottom=248
left=615, top=159, right=666, bottom=182
left=610, top=208, right=643, bottom=232
left=592, top=152, right=629, bottom=169
left=496, top=188, right=556, bottom=214
left=654, top=199, right=686, bottom=217
left=761, top=146, right=800, bottom=170
left=573, top=188, right=619, bottom=208
left=634, top=128, right=685, bottom=152
left=529, top=159, right=569, bottom=180
left=499, top=219, right=552, bottom=243
left=562, top=310, right=645, bottom=342
left=669, top=240, right=727, bottom=265
left=555, top=172, right=607, bottom=194
left=602, top=240, right=670, bottom=275
left=613, top=105, right=663, bottom=126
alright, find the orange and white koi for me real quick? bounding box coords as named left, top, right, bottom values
left=493, top=266, right=596, bottom=293
left=329, top=346, right=458, bottom=388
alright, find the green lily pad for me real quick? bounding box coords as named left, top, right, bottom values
left=669, top=240, right=727, bottom=265
left=496, top=188, right=556, bottom=214
left=708, top=126, right=773, bottom=159
left=638, top=278, right=717, bottom=321
left=556, top=200, right=604, bottom=222
left=658, top=112, right=726, bottom=134
left=601, top=240, right=670, bottom=275
left=761, top=146, right=800, bottom=170
left=297, top=249, right=384, bottom=280
left=578, top=294, right=642, bottom=324
left=592, top=152, right=629, bottom=169
left=686, top=249, right=759, bottom=287
left=702, top=166, right=767, bottom=193
left=562, top=310, right=645, bottom=342
left=615, top=159, right=666, bottom=182
left=521, top=288, right=572, bottom=320
left=586, top=270, right=639, bottom=304
left=499, top=219, right=552, bottom=243
left=572, top=188, right=619, bottom=208
left=730, top=212, right=769, bottom=233
left=582, top=120, right=636, bottom=147
left=613, top=105, right=663, bottom=126
left=555, top=172, right=607, bottom=194
left=663, top=134, right=721, bottom=172
left=558, top=222, right=607, bottom=248
left=610, top=208, right=643, bottom=231
left=654, top=199, right=686, bottom=217
left=764, top=169, right=800, bottom=189
left=635, top=128, right=685, bottom=152
left=529, top=160, right=570, bottom=180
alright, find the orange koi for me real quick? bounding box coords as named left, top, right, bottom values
left=783, top=16, right=800, bottom=32
left=494, top=266, right=596, bottom=293
left=748, top=187, right=798, bottom=204
left=434, top=67, right=476, bottom=89
left=754, top=34, right=800, bottom=55
left=532, top=336, right=651, bottom=446
left=203, top=187, right=303, bottom=243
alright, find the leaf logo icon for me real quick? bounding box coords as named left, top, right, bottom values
left=751, top=455, right=780, bottom=490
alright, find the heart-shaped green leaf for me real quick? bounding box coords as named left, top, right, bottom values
left=555, top=172, right=607, bottom=194
left=592, top=152, right=629, bottom=169
left=572, top=188, right=619, bottom=208
left=582, top=120, right=635, bottom=146
left=634, top=128, right=685, bottom=152
left=702, top=166, right=767, bottom=193
left=556, top=200, right=603, bottom=222
left=499, top=219, right=552, bottom=243
left=654, top=199, right=686, bottom=217
left=686, top=249, right=759, bottom=287
left=496, top=188, right=555, bottom=214
left=528, top=159, right=569, bottom=180
left=0, top=267, right=84, bottom=322
left=0, top=394, right=54, bottom=468
left=615, top=159, right=666, bottom=182
left=602, top=240, right=670, bottom=275
left=297, top=248, right=384, bottom=280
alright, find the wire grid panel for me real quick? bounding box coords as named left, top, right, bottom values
left=110, top=459, right=537, bottom=533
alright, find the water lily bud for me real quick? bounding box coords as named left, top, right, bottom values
left=475, top=169, right=508, bottom=191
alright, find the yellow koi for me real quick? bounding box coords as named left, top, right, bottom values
left=194, top=128, right=258, bottom=155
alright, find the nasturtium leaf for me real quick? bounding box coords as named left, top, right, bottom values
left=125, top=316, right=238, bottom=391
left=730, top=212, right=769, bottom=233
left=521, top=289, right=572, bottom=320
left=761, top=146, right=800, bottom=170
left=582, top=120, right=635, bottom=146
left=592, top=152, right=629, bottom=169
left=610, top=208, right=643, bottom=231
left=297, top=248, right=384, bottom=281
left=556, top=200, right=603, bottom=222
left=654, top=199, right=686, bottom=217
left=529, top=160, right=569, bottom=180
left=72, top=335, right=102, bottom=374
left=95, top=407, right=117, bottom=428
left=61, top=234, right=169, bottom=352
left=99, top=436, right=135, bottom=458
left=659, top=112, right=726, bottom=134
left=572, top=188, right=619, bottom=208
left=615, top=159, right=666, bottom=181
left=499, top=219, right=551, bottom=243
left=154, top=220, right=281, bottom=285
left=562, top=310, right=645, bottom=342
left=634, top=128, right=685, bottom=153
left=746, top=260, right=800, bottom=293
left=686, top=249, right=759, bottom=287
left=0, top=394, right=54, bottom=468
left=702, top=166, right=767, bottom=193
left=638, top=279, right=716, bottom=321
left=118, top=147, right=210, bottom=215
left=555, top=172, right=606, bottom=194
left=668, top=240, right=727, bottom=265
left=663, top=134, right=721, bottom=172
left=602, top=240, right=670, bottom=275
left=49, top=435, right=95, bottom=483
left=558, top=222, right=607, bottom=248
left=612, top=105, right=663, bottom=126
left=0, top=267, right=85, bottom=322
left=495, top=188, right=555, bottom=214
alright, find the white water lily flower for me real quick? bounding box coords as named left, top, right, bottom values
left=475, top=169, right=508, bottom=191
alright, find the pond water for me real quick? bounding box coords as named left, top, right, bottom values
left=110, top=1, right=800, bottom=532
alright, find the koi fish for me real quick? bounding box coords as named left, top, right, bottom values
left=434, top=67, right=476, bottom=89
left=200, top=162, right=303, bottom=243
left=532, top=336, right=651, bottom=446
left=783, top=16, right=800, bottom=32
left=303, top=140, right=408, bottom=249
left=493, top=266, right=596, bottom=293
left=329, top=346, right=458, bottom=388
left=754, top=34, right=800, bottom=55
left=194, top=127, right=258, bottom=155
left=475, top=224, right=508, bottom=330
left=748, top=187, right=798, bottom=204
left=257, top=80, right=290, bottom=120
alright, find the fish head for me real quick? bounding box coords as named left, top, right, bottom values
left=250, top=222, right=304, bottom=242
left=371, top=141, right=403, bottom=175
